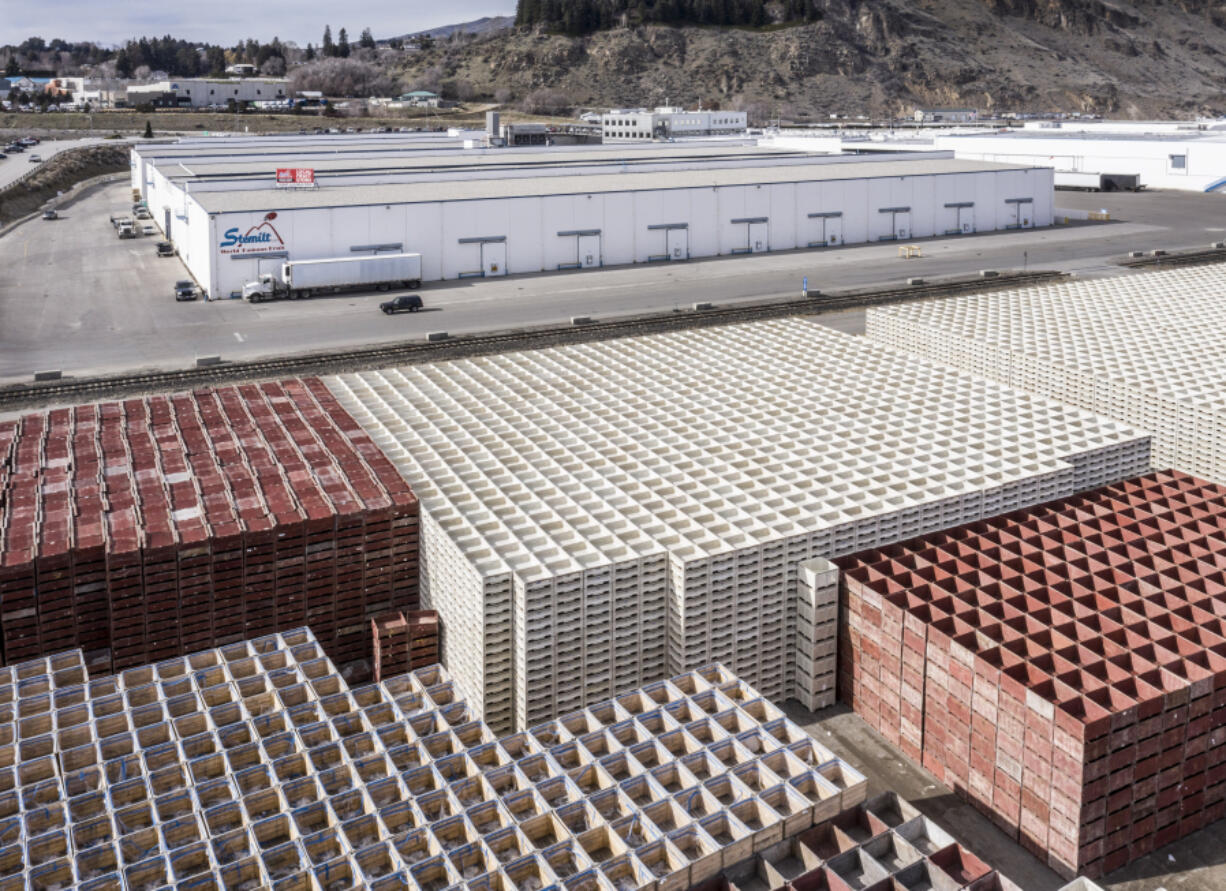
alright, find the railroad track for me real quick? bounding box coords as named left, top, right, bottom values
left=1120, top=247, right=1226, bottom=269
left=0, top=271, right=1066, bottom=411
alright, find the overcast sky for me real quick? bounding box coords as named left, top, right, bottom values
left=2, top=0, right=515, bottom=48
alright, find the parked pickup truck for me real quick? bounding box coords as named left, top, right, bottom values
left=117, top=221, right=136, bottom=239
left=174, top=280, right=197, bottom=301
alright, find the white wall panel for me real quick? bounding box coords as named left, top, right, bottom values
left=198, top=166, right=1054, bottom=296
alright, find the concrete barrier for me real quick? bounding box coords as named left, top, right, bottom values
left=33, top=370, right=62, bottom=382
left=195, top=356, right=223, bottom=367
left=427, top=332, right=449, bottom=342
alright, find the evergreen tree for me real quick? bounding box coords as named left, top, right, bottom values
left=115, top=48, right=133, bottom=77
left=143, top=120, right=153, bottom=138
left=359, top=27, right=376, bottom=49
left=4, top=56, right=19, bottom=76
left=337, top=28, right=350, bottom=58
left=322, top=25, right=335, bottom=57
left=305, top=43, right=316, bottom=61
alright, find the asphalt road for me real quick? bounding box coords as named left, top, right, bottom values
left=0, top=184, right=1223, bottom=383
left=0, top=137, right=104, bottom=191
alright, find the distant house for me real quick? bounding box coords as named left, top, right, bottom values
left=399, top=90, right=445, bottom=108
left=914, top=108, right=979, bottom=124
left=5, top=76, right=46, bottom=94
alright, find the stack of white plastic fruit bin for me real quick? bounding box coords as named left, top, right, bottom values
left=325, top=319, right=1150, bottom=732
left=867, top=265, right=1226, bottom=485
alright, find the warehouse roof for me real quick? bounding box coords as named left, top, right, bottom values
left=194, top=158, right=1044, bottom=213
left=164, top=144, right=808, bottom=181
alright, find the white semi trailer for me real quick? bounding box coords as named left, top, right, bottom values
left=243, top=253, right=423, bottom=302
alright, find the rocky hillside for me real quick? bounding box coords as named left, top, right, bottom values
left=399, top=0, right=1226, bottom=118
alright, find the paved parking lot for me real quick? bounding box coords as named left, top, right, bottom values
left=0, top=137, right=104, bottom=190
left=1, top=182, right=1224, bottom=383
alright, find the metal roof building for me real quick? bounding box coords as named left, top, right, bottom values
left=158, top=141, right=1052, bottom=298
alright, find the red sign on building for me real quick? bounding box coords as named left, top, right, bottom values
left=275, top=168, right=315, bottom=185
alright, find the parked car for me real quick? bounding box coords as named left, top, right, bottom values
left=156, top=241, right=175, bottom=257
left=28, top=154, right=40, bottom=163
left=0, top=153, right=8, bottom=160
left=5, top=145, right=23, bottom=153
left=174, top=280, right=197, bottom=301
left=380, top=295, right=424, bottom=314
left=141, top=223, right=156, bottom=237
left=41, top=209, right=58, bottom=220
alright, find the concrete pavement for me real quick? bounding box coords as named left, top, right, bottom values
left=0, top=184, right=1223, bottom=384
left=0, top=137, right=105, bottom=191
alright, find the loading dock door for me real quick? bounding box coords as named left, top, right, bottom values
left=807, top=212, right=843, bottom=247
left=1005, top=198, right=1034, bottom=230
left=578, top=234, right=601, bottom=268
left=878, top=207, right=911, bottom=241
left=482, top=242, right=507, bottom=277
left=731, top=217, right=769, bottom=254
left=666, top=228, right=688, bottom=260
left=458, top=236, right=507, bottom=278
left=749, top=222, right=769, bottom=253
left=944, top=202, right=975, bottom=235
left=164, top=208, right=172, bottom=241
left=557, top=229, right=602, bottom=269
left=647, top=223, right=689, bottom=261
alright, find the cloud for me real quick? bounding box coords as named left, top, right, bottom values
left=1, top=0, right=514, bottom=47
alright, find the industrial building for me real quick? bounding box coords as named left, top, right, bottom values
left=838, top=469, right=1226, bottom=878
left=866, top=265, right=1226, bottom=485
left=768, top=121, right=1226, bottom=192
left=0, top=380, right=418, bottom=676
left=323, top=319, right=1149, bottom=734
left=125, top=77, right=290, bottom=108
left=138, top=134, right=1052, bottom=299
left=931, top=129, right=1226, bottom=192
left=601, top=107, right=748, bottom=142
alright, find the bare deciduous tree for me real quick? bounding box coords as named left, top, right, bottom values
left=288, top=58, right=397, bottom=98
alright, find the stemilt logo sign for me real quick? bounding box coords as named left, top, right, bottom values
left=219, top=212, right=286, bottom=256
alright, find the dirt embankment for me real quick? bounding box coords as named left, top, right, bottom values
left=397, top=1, right=1226, bottom=119
left=0, top=144, right=129, bottom=227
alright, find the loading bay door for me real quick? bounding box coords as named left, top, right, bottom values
left=807, top=212, right=843, bottom=247
left=1005, top=197, right=1034, bottom=230
left=647, top=223, right=689, bottom=261
left=557, top=229, right=602, bottom=269
left=164, top=208, right=172, bottom=241
left=731, top=217, right=769, bottom=254
left=944, top=202, right=975, bottom=235
left=878, top=207, right=911, bottom=241
left=458, top=236, right=508, bottom=278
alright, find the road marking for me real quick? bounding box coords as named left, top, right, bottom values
left=233, top=332, right=245, bottom=342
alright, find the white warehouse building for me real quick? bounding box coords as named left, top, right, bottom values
left=169, top=157, right=1052, bottom=299
left=933, top=130, right=1226, bottom=192
left=125, top=77, right=290, bottom=108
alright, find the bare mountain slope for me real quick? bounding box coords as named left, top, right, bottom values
left=399, top=0, right=1226, bottom=117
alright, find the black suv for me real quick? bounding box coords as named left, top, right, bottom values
left=156, top=242, right=175, bottom=257
left=380, top=295, right=423, bottom=314
left=174, top=280, right=197, bottom=301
